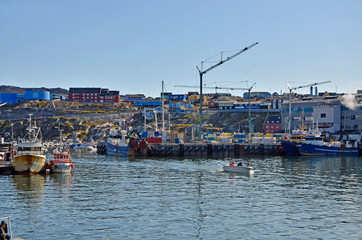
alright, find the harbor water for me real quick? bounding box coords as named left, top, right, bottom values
left=1, top=154, right=361, bottom=239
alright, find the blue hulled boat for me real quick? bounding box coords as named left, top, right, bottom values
left=105, top=131, right=129, bottom=156
left=297, top=136, right=359, bottom=156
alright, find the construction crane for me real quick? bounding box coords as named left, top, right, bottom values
left=175, top=82, right=256, bottom=133
left=195, top=42, right=259, bottom=140
left=286, top=80, right=331, bottom=133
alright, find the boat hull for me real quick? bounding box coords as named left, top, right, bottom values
left=223, top=165, right=254, bottom=174
left=12, top=154, right=46, bottom=173
left=298, top=143, right=359, bottom=156
left=106, top=142, right=129, bottom=156
left=281, top=141, right=300, bottom=156
left=50, top=163, right=73, bottom=173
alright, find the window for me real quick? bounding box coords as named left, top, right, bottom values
left=321, top=113, right=326, bottom=118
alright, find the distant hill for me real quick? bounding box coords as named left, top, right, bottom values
left=0, top=85, right=68, bottom=95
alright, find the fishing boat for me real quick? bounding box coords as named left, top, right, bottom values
left=281, top=134, right=304, bottom=156
left=297, top=135, right=359, bottom=156
left=48, top=147, right=74, bottom=173
left=12, top=115, right=46, bottom=174
left=223, top=164, right=254, bottom=174
left=105, top=130, right=129, bottom=156
left=281, top=129, right=321, bottom=156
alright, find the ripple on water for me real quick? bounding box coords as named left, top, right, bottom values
left=1, top=155, right=361, bottom=239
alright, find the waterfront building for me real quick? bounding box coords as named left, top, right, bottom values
left=68, top=88, right=120, bottom=103
left=264, top=115, right=282, bottom=133
left=281, top=93, right=362, bottom=134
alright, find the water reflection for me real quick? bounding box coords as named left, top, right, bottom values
left=281, top=156, right=361, bottom=177
left=11, top=174, right=46, bottom=211
left=12, top=174, right=46, bottom=197
left=49, top=172, right=74, bottom=185
left=2, top=155, right=362, bottom=239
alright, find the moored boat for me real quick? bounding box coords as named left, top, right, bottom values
left=48, top=147, right=74, bottom=173
left=12, top=115, right=46, bottom=174
left=105, top=130, right=129, bottom=156
left=297, top=136, right=359, bottom=156
left=281, top=129, right=320, bottom=156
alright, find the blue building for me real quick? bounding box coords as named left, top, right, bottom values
left=134, top=100, right=161, bottom=107
left=168, top=94, right=187, bottom=101
left=24, top=91, right=50, bottom=100
left=243, top=92, right=271, bottom=99
left=0, top=93, right=18, bottom=104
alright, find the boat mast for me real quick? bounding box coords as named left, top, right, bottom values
left=162, top=81, right=165, bottom=132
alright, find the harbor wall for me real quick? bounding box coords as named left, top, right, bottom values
left=146, top=143, right=283, bottom=158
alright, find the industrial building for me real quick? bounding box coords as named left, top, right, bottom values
left=0, top=93, right=18, bottom=104
left=24, top=90, right=50, bottom=100
left=281, top=93, right=362, bottom=134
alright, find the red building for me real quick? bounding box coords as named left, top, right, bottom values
left=68, top=88, right=120, bottom=103
left=264, top=115, right=282, bottom=133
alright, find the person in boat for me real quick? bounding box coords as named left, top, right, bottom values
left=230, top=162, right=235, bottom=166
left=247, top=163, right=251, bottom=167
left=237, top=162, right=243, bottom=166
left=0, top=221, right=10, bottom=240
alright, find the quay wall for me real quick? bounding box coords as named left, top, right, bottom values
left=147, top=143, right=283, bottom=158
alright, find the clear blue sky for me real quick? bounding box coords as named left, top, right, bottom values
left=1, top=0, right=361, bottom=97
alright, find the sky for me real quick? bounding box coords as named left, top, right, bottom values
left=1, top=0, right=362, bottom=97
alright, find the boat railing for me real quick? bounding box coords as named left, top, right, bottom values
left=50, top=159, right=72, bottom=164
left=0, top=216, right=13, bottom=240
left=16, top=150, right=45, bottom=156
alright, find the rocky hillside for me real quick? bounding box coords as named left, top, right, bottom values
left=0, top=117, right=116, bottom=143
left=0, top=85, right=68, bottom=95
left=0, top=100, right=274, bottom=143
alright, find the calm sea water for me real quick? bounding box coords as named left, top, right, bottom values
left=1, top=154, right=361, bottom=240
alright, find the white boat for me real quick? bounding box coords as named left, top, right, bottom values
left=48, top=148, right=74, bottom=173
left=12, top=115, right=46, bottom=174
left=85, top=144, right=97, bottom=152
left=223, top=165, right=254, bottom=174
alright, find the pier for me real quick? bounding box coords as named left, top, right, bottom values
left=142, top=143, right=283, bottom=158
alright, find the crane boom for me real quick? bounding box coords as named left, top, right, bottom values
left=290, top=80, right=331, bottom=91
left=196, top=42, right=259, bottom=141
left=174, top=85, right=250, bottom=90
left=286, top=80, right=331, bottom=134
left=198, top=42, right=259, bottom=75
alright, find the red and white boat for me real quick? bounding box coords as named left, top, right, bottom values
left=48, top=147, right=74, bottom=173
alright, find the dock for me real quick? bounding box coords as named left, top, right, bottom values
left=143, top=143, right=283, bottom=158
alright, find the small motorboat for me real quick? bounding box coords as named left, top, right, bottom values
left=223, top=164, right=254, bottom=174
left=48, top=147, right=74, bottom=173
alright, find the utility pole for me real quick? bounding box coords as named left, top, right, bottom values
left=196, top=42, right=259, bottom=140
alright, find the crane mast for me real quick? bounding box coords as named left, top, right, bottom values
left=196, top=42, right=259, bottom=140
